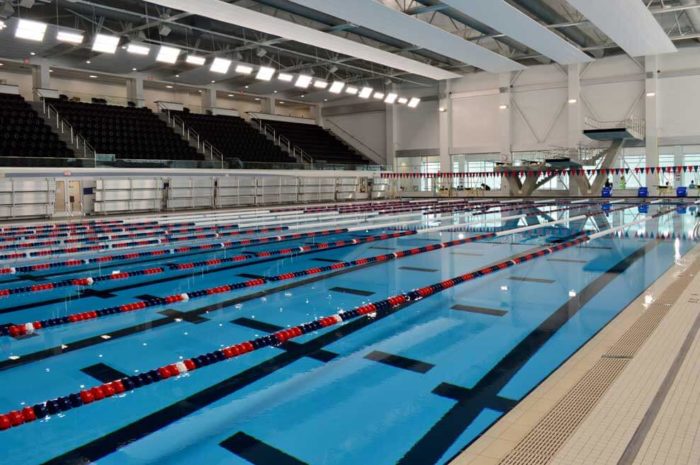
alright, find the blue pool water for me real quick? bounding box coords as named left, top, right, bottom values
left=0, top=200, right=697, bottom=465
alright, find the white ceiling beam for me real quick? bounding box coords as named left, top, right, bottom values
left=146, top=0, right=460, bottom=80
left=565, top=0, right=676, bottom=57
left=441, top=0, right=593, bottom=65
left=286, top=0, right=525, bottom=73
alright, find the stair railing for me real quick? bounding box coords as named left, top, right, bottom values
left=323, top=119, right=384, bottom=164
left=253, top=118, right=314, bottom=166
left=43, top=102, right=97, bottom=161
left=166, top=112, right=226, bottom=168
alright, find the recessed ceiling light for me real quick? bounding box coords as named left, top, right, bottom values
left=256, top=66, right=275, bottom=81
left=227, top=94, right=234, bottom=97
left=86, top=60, right=91, bottom=64
left=126, top=43, right=150, bottom=56
left=373, top=92, right=385, bottom=100
left=300, top=94, right=305, bottom=98
left=254, top=97, right=261, bottom=101
left=384, top=93, right=398, bottom=104
left=279, top=101, right=284, bottom=104
left=568, top=98, right=577, bottom=104
left=89, top=75, right=98, bottom=79
left=156, top=46, right=180, bottom=64
left=313, top=80, right=328, bottom=89
left=29, top=51, right=36, bottom=56
left=210, top=57, right=232, bottom=74
left=132, top=67, right=137, bottom=71
left=56, top=31, right=83, bottom=44
left=273, top=90, right=278, bottom=94
left=235, top=64, right=253, bottom=75
left=499, top=104, right=508, bottom=110
left=92, top=34, right=120, bottom=54
left=244, top=85, right=249, bottom=89
left=329, top=81, right=345, bottom=94
left=49, top=69, right=53, bottom=73
left=345, top=86, right=359, bottom=95
left=646, top=92, right=656, bottom=97
left=397, top=97, right=409, bottom=104
left=15, top=19, right=47, bottom=42
left=211, top=80, right=216, bottom=83
left=408, top=97, right=420, bottom=108
left=295, top=74, right=312, bottom=88
left=323, top=98, right=328, bottom=102
left=175, top=74, right=180, bottom=78
left=358, top=87, right=373, bottom=99
left=0, top=20, right=6, bottom=31
left=166, top=85, right=173, bottom=89
left=186, top=54, right=206, bottom=66
left=278, top=73, right=294, bottom=82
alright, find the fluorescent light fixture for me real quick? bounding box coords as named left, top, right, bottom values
left=235, top=64, right=253, bottom=74
left=92, top=34, right=120, bottom=54
left=156, top=45, right=180, bottom=64
left=329, top=81, right=345, bottom=94
left=397, top=97, right=409, bottom=104
left=358, top=87, right=373, bottom=99
left=345, top=86, right=359, bottom=95
left=186, top=54, right=206, bottom=66
left=255, top=66, right=275, bottom=81
left=210, top=57, right=232, bottom=73
left=166, top=85, right=173, bottom=89
left=646, top=92, right=656, bottom=97
left=89, top=75, right=98, bottom=79
left=313, top=80, right=328, bottom=89
left=295, top=74, right=312, bottom=88
left=373, top=92, right=385, bottom=100
left=56, top=30, right=83, bottom=44
left=499, top=104, right=508, bottom=110
left=15, top=19, right=47, bottom=42
left=408, top=97, right=420, bottom=108
left=278, top=73, right=294, bottom=82
left=126, top=43, right=150, bottom=55
left=439, top=107, right=447, bottom=112
left=568, top=98, right=577, bottom=104
left=384, top=93, right=398, bottom=104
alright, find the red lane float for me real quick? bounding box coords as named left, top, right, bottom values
left=0, top=235, right=589, bottom=430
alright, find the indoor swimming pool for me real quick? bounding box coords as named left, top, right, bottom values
left=0, top=198, right=697, bottom=465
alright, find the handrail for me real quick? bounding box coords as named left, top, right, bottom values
left=43, top=101, right=97, bottom=162
left=324, top=119, right=384, bottom=163
left=252, top=118, right=314, bottom=166
left=584, top=116, right=646, bottom=138
left=166, top=112, right=227, bottom=168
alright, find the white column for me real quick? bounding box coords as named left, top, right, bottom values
left=31, top=59, right=51, bottom=100
left=567, top=63, right=582, bottom=150
left=438, top=80, right=452, bottom=173
left=200, top=88, right=217, bottom=112
left=261, top=97, right=276, bottom=114
left=385, top=88, right=397, bottom=170
left=311, top=104, right=323, bottom=126
left=498, top=73, right=512, bottom=162
left=126, top=77, right=145, bottom=107
left=645, top=56, right=659, bottom=191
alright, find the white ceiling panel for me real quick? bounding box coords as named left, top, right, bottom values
left=441, top=0, right=592, bottom=65
left=287, top=0, right=524, bottom=73
left=147, top=0, right=461, bottom=80
left=565, top=0, right=676, bottom=57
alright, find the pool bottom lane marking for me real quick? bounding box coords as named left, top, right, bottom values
left=364, top=351, right=435, bottom=374
left=0, top=235, right=588, bottom=432
left=220, top=432, right=309, bottom=465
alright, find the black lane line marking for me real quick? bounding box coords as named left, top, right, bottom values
left=450, top=305, right=507, bottom=317
left=547, top=258, right=588, bottom=264
left=329, top=286, right=375, bottom=297
left=509, top=276, right=555, bottom=284
left=220, top=432, right=308, bottom=465
left=79, top=288, right=117, bottom=299
left=40, top=233, right=581, bottom=464
left=0, top=257, right=387, bottom=373
left=399, top=266, right=438, bottom=273
left=16, top=273, right=47, bottom=282
left=42, top=282, right=424, bottom=465
left=237, top=273, right=267, bottom=280
left=451, top=252, right=483, bottom=257
left=158, top=309, right=209, bottom=324
left=81, top=363, right=127, bottom=384
left=433, top=383, right=516, bottom=411
left=581, top=245, right=613, bottom=250
left=232, top=317, right=337, bottom=363
left=0, top=235, right=362, bottom=315
left=365, top=351, right=434, bottom=374
left=369, top=246, right=395, bottom=251
left=135, top=294, right=159, bottom=301
left=397, top=240, right=660, bottom=465
left=312, top=258, right=343, bottom=263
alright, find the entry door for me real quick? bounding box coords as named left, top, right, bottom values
left=67, top=180, right=82, bottom=215
left=54, top=180, right=67, bottom=216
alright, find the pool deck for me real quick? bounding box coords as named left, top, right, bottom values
left=450, top=240, right=700, bottom=465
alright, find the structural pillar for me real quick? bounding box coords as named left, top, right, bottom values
left=126, top=77, right=145, bottom=107
left=498, top=73, right=512, bottom=163
left=261, top=96, right=276, bottom=114
left=31, top=59, right=51, bottom=101
left=567, top=63, right=582, bottom=150
left=645, top=56, right=659, bottom=191
left=200, top=88, right=216, bottom=113
left=438, top=80, right=452, bottom=173
left=385, top=86, right=398, bottom=170
left=311, top=104, right=323, bottom=126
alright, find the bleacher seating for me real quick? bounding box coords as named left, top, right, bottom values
left=0, top=93, right=73, bottom=162
left=258, top=119, right=372, bottom=165
left=46, top=99, right=201, bottom=161
left=171, top=111, right=295, bottom=164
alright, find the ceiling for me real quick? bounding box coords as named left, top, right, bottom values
left=0, top=0, right=698, bottom=104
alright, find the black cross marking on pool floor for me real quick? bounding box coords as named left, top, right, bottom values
left=399, top=266, right=438, bottom=273
left=432, top=383, right=516, bottom=411
left=79, top=288, right=117, bottom=299
left=15, top=273, right=47, bottom=282
left=158, top=309, right=209, bottom=324
left=329, top=286, right=374, bottom=297
left=220, top=432, right=308, bottom=465
left=232, top=317, right=338, bottom=363
left=81, top=363, right=127, bottom=384
left=312, top=258, right=343, bottom=263
left=451, top=305, right=507, bottom=317
left=509, top=276, right=555, bottom=284
left=40, top=233, right=662, bottom=465
left=365, top=351, right=434, bottom=374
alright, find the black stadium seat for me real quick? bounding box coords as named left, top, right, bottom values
left=46, top=99, right=202, bottom=162
left=0, top=93, right=73, bottom=161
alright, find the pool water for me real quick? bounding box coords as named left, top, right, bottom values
left=0, top=200, right=697, bottom=465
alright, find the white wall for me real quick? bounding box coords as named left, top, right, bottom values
left=325, top=110, right=387, bottom=160
left=0, top=70, right=32, bottom=100
left=396, top=100, right=439, bottom=152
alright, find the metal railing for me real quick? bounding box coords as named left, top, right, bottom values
left=584, top=116, right=646, bottom=139
left=166, top=112, right=226, bottom=168
left=42, top=102, right=97, bottom=161
left=323, top=119, right=385, bottom=164
left=253, top=118, right=314, bottom=166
